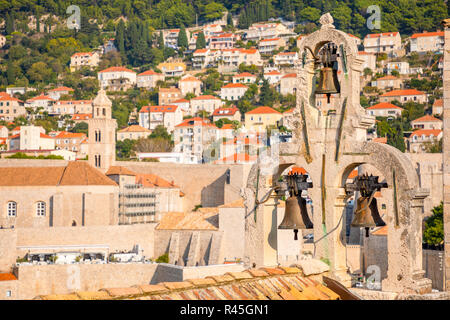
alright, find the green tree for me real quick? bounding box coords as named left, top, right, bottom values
left=116, top=20, right=126, bottom=54
left=177, top=25, right=188, bottom=49
left=227, top=12, right=233, bottom=27
left=259, top=79, right=275, bottom=107
left=71, top=122, right=89, bottom=135
left=423, top=202, right=443, bottom=246
left=158, top=31, right=164, bottom=48
left=196, top=31, right=206, bottom=49
left=116, top=139, right=136, bottom=159
left=5, top=12, right=14, bottom=35
left=203, top=2, right=226, bottom=21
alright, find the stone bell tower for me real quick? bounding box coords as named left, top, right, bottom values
left=88, top=89, right=117, bottom=173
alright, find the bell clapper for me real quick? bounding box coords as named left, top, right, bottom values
left=365, top=227, right=370, bottom=238
left=294, top=229, right=298, bottom=241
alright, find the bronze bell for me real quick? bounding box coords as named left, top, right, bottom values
left=351, top=197, right=386, bottom=235
left=279, top=195, right=314, bottom=240
left=316, top=67, right=340, bottom=103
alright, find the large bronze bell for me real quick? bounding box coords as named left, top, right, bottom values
left=316, top=67, right=340, bottom=103
left=351, top=196, right=386, bottom=236
left=279, top=195, right=314, bottom=240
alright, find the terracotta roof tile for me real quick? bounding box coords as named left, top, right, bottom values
left=161, top=281, right=194, bottom=291
left=367, top=102, right=403, bottom=110
left=186, top=278, right=217, bottom=287
left=411, top=115, right=442, bottom=123
left=106, top=166, right=136, bottom=176
left=0, top=273, right=17, bottom=281
left=225, top=272, right=254, bottom=281
left=99, top=66, right=135, bottom=73
left=135, top=284, right=169, bottom=295
left=260, top=267, right=286, bottom=276
left=245, top=269, right=269, bottom=278
left=380, top=89, right=425, bottom=97
left=246, top=106, right=281, bottom=115
left=118, top=125, right=151, bottom=133
left=75, top=291, right=112, bottom=300
left=411, top=31, right=444, bottom=39
left=279, top=266, right=302, bottom=274
left=410, top=129, right=442, bottom=138
left=100, top=287, right=141, bottom=297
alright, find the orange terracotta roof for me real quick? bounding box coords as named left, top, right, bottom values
left=35, top=266, right=344, bottom=300
left=118, top=125, right=151, bottom=133
left=105, top=166, right=136, bottom=176
left=175, top=117, right=216, bottom=128
left=260, top=38, right=280, bottom=42
left=357, top=51, right=373, bottom=55
left=276, top=52, right=297, bottom=56
left=212, top=107, right=239, bottom=116
left=411, top=115, right=442, bottom=123
left=366, top=103, right=403, bottom=110
left=233, top=72, right=256, bottom=78
left=98, top=66, right=135, bottom=73
left=27, top=94, right=55, bottom=102
left=265, top=70, right=282, bottom=75
left=347, top=33, right=360, bottom=39
left=0, top=162, right=117, bottom=186
left=139, top=105, right=178, bottom=113
left=55, top=131, right=86, bottom=139
left=138, top=69, right=162, bottom=76
left=135, top=173, right=179, bottom=189
left=40, top=133, right=53, bottom=139
left=180, top=76, right=201, bottom=82
left=159, top=87, right=181, bottom=93
left=380, top=89, right=425, bottom=97
left=72, top=52, right=94, bottom=57
left=410, top=129, right=442, bottom=138
left=0, top=273, right=17, bottom=281
left=433, top=99, right=443, bottom=107
left=282, top=73, right=297, bottom=79
left=220, top=123, right=234, bottom=130
left=0, top=93, right=22, bottom=103
left=48, top=86, right=74, bottom=92
left=193, top=48, right=209, bottom=54
left=191, top=95, right=220, bottom=101
left=222, top=83, right=248, bottom=89
left=411, top=31, right=444, bottom=39
left=246, top=106, right=281, bottom=115
left=348, top=169, right=358, bottom=179
left=366, top=32, right=399, bottom=38
left=283, top=108, right=295, bottom=114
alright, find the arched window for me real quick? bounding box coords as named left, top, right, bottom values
left=36, top=201, right=46, bottom=217
left=7, top=201, right=17, bottom=217
left=102, top=108, right=106, bottom=116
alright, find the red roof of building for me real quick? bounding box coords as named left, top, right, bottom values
left=71, top=114, right=92, bottom=120
left=367, top=102, right=403, bottom=110
left=433, top=99, right=443, bottom=107
left=265, top=70, right=282, bottom=75
left=138, top=69, right=162, bottom=76
left=276, top=52, right=297, bottom=56
left=365, top=32, right=399, bottom=38
left=373, top=137, right=387, bottom=144
left=98, top=66, right=135, bottom=73
left=411, top=115, right=442, bottom=123
left=380, top=89, right=425, bottom=97
left=55, top=131, right=86, bottom=139
left=0, top=273, right=17, bottom=281
left=246, top=106, right=281, bottom=115
left=0, top=93, right=22, bottom=103
left=48, top=86, right=74, bottom=92
left=410, top=129, right=442, bottom=138
left=175, top=117, right=216, bottom=128
left=212, top=107, right=239, bottom=116
left=172, top=98, right=189, bottom=103
left=139, top=105, right=178, bottom=113
left=260, top=38, right=280, bottom=42
left=27, top=94, right=55, bottom=102
left=71, top=52, right=94, bottom=57
left=411, top=31, right=444, bottom=39
left=222, top=83, right=248, bottom=89
left=375, top=75, right=399, bottom=81
left=180, top=76, right=201, bottom=82
left=191, top=95, right=221, bottom=101
left=233, top=72, right=256, bottom=78
left=282, top=73, right=297, bottom=79
left=288, top=167, right=307, bottom=175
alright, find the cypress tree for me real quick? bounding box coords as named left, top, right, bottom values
left=177, top=25, right=188, bottom=49
left=116, top=20, right=126, bottom=53
left=36, top=15, right=40, bottom=32
left=158, top=31, right=164, bottom=48
left=7, top=60, right=15, bottom=85
left=227, top=12, right=233, bottom=27
left=196, top=31, right=206, bottom=49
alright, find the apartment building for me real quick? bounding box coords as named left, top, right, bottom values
left=411, top=115, right=443, bottom=130
left=190, top=95, right=224, bottom=115
left=245, top=106, right=282, bottom=132
left=371, top=75, right=403, bottom=90
left=432, top=99, right=443, bottom=116
left=138, top=105, right=182, bottom=132
left=178, top=76, right=203, bottom=96
left=54, top=131, right=87, bottom=154
left=137, top=70, right=165, bottom=89
left=264, top=70, right=282, bottom=85
left=70, top=52, right=100, bottom=72
left=192, top=49, right=219, bottom=69
left=220, top=83, right=248, bottom=101
left=98, top=66, right=137, bottom=90
left=26, top=94, right=55, bottom=113
left=0, top=93, right=25, bottom=121
left=408, top=129, right=442, bottom=153
left=274, top=52, right=298, bottom=66
left=258, top=38, right=286, bottom=55
left=47, top=87, right=74, bottom=100
left=363, top=32, right=402, bottom=54
left=232, top=72, right=257, bottom=84
left=51, top=100, right=93, bottom=116
left=212, top=106, right=241, bottom=122
left=379, top=89, right=427, bottom=104
left=173, top=117, right=218, bottom=164
left=358, top=51, right=377, bottom=71
left=171, top=98, right=190, bottom=113
left=117, top=125, right=152, bottom=141
left=410, top=31, right=444, bottom=53
left=156, top=61, right=186, bottom=77
left=218, top=48, right=263, bottom=73
left=163, top=29, right=181, bottom=49
left=279, top=73, right=297, bottom=95
left=366, top=102, right=404, bottom=118
left=158, top=87, right=182, bottom=105
left=9, top=126, right=54, bottom=151
left=245, top=22, right=290, bottom=41
left=208, top=33, right=237, bottom=50
left=386, top=61, right=410, bottom=75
